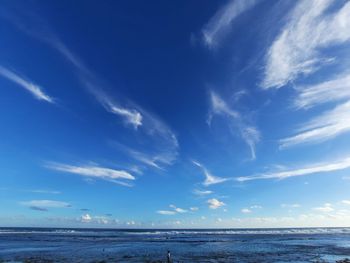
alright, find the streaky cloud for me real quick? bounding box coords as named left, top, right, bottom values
left=192, top=161, right=230, bottom=186
left=113, top=139, right=178, bottom=171
left=202, top=0, right=258, bottom=48
left=0, top=65, right=53, bottom=103
left=280, top=101, right=350, bottom=148
left=262, top=0, right=350, bottom=89
left=294, top=73, right=350, bottom=109
left=209, top=91, right=260, bottom=160
left=236, top=156, right=350, bottom=182
left=47, top=35, right=178, bottom=156
left=47, top=163, right=135, bottom=187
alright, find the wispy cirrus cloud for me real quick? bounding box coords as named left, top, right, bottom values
left=57, top=41, right=179, bottom=160
left=3, top=7, right=179, bottom=164
left=2, top=7, right=176, bottom=145
left=202, top=0, right=259, bottom=48
left=262, top=0, right=350, bottom=89
left=208, top=91, right=260, bottom=159
left=280, top=101, right=350, bottom=148
left=21, top=200, right=71, bottom=211
left=237, top=156, right=350, bottom=182
left=192, top=161, right=230, bottom=186
left=1, top=6, right=142, bottom=128
left=47, top=163, right=135, bottom=187
left=113, top=142, right=177, bottom=171
left=47, top=37, right=144, bottom=129
left=294, top=73, right=350, bottom=109
left=0, top=65, right=53, bottom=103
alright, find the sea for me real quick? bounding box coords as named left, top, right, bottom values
left=1, top=227, right=350, bottom=262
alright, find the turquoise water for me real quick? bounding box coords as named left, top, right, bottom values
left=1, top=227, right=350, bottom=262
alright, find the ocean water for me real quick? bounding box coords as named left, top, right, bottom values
left=1, top=227, right=350, bottom=262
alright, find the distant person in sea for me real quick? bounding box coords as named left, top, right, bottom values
left=167, top=250, right=171, bottom=263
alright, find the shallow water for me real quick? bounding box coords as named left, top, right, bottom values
left=1, top=227, right=350, bottom=262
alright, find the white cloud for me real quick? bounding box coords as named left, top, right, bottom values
left=262, top=0, right=350, bottom=89
left=115, top=143, right=177, bottom=170
left=241, top=208, right=252, bottom=214
left=47, top=163, right=135, bottom=186
left=209, top=91, right=240, bottom=120
left=169, top=204, right=188, bottom=213
left=79, top=214, right=113, bottom=224
left=236, top=156, right=350, bottom=182
left=207, top=198, right=225, bottom=209
left=192, top=161, right=230, bottom=186
left=80, top=214, right=92, bottom=223
left=0, top=65, right=53, bottom=103
left=202, top=0, right=258, bottom=48
left=341, top=200, right=350, bottom=205
left=107, top=103, right=142, bottom=129
left=21, top=200, right=71, bottom=210
left=174, top=207, right=187, bottom=213
left=313, top=203, right=334, bottom=213
left=94, top=216, right=109, bottom=225
left=190, top=207, right=199, bottom=211
left=193, top=189, right=213, bottom=196
left=157, top=210, right=176, bottom=215
left=241, top=126, right=260, bottom=160
left=280, top=101, right=350, bottom=148
left=157, top=204, right=188, bottom=215
left=294, top=73, right=350, bottom=109
left=208, top=91, right=260, bottom=160
left=126, top=220, right=136, bottom=226
left=127, top=149, right=163, bottom=170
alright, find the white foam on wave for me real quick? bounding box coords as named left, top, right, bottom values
left=126, top=228, right=350, bottom=236
left=1, top=228, right=350, bottom=236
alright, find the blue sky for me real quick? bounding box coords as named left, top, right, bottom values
left=1, top=0, right=350, bottom=228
